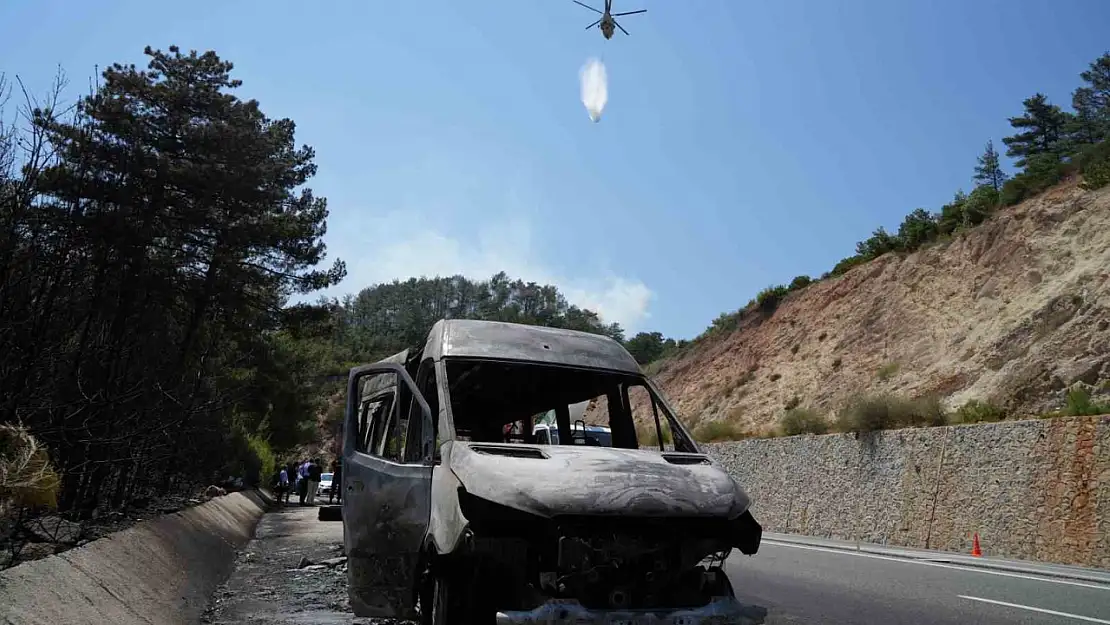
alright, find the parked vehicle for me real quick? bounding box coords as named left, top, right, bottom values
left=316, top=472, right=334, bottom=499
left=339, top=319, right=762, bottom=623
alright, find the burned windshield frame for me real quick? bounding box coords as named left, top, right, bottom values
left=438, top=357, right=698, bottom=453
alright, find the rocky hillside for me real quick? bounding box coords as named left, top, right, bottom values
left=647, top=180, right=1110, bottom=434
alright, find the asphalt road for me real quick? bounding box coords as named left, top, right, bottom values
left=204, top=506, right=1110, bottom=624
left=727, top=536, right=1110, bottom=624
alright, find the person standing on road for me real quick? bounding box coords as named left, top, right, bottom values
left=297, top=459, right=311, bottom=505
left=284, top=462, right=296, bottom=504
left=306, top=458, right=323, bottom=505
left=276, top=467, right=290, bottom=507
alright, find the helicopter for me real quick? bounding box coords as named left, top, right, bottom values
left=574, top=0, right=646, bottom=40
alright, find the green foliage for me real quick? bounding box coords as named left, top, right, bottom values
left=1002, top=93, right=1071, bottom=168
left=896, top=208, right=938, bottom=251
left=245, top=435, right=277, bottom=488
left=974, top=140, right=1008, bottom=191
left=779, top=408, right=828, bottom=436
left=0, top=46, right=345, bottom=516
left=1075, top=140, right=1110, bottom=172
left=331, top=272, right=627, bottom=366
left=755, top=284, right=790, bottom=312
left=1077, top=140, right=1110, bottom=190
left=827, top=254, right=867, bottom=278
left=835, top=394, right=948, bottom=433
left=953, top=399, right=1008, bottom=424
left=789, top=275, right=813, bottom=290
left=1000, top=152, right=1065, bottom=206
left=962, top=185, right=1001, bottom=226
left=855, top=226, right=900, bottom=260
left=625, top=331, right=679, bottom=365
left=1064, top=388, right=1110, bottom=416
left=1081, top=160, right=1110, bottom=190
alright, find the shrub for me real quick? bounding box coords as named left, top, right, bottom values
left=876, top=362, right=900, bottom=381
left=755, top=285, right=790, bottom=312
left=962, top=185, right=1001, bottom=227
left=855, top=227, right=901, bottom=260
left=835, top=394, right=948, bottom=433
left=638, top=423, right=674, bottom=447
left=245, top=434, right=277, bottom=488
left=1064, top=387, right=1110, bottom=416
left=1075, top=139, right=1110, bottom=172
left=953, top=399, right=1008, bottom=424
left=789, top=275, right=813, bottom=290
left=828, top=254, right=867, bottom=278
left=1080, top=159, right=1110, bottom=190
left=901, top=395, right=949, bottom=427
left=1000, top=153, right=1065, bottom=206
left=780, top=408, right=828, bottom=436
left=896, top=208, right=938, bottom=251
left=693, top=420, right=752, bottom=443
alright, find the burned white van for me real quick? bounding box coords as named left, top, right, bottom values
left=340, top=319, right=762, bottom=623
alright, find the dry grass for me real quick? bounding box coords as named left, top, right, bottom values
left=834, top=393, right=948, bottom=433
left=693, top=420, right=754, bottom=443
left=0, top=425, right=60, bottom=516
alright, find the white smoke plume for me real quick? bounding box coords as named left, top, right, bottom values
left=579, top=58, right=608, bottom=123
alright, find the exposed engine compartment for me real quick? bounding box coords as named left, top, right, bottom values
left=458, top=491, right=757, bottom=612
left=548, top=519, right=733, bottom=610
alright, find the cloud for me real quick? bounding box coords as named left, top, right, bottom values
left=319, top=212, right=654, bottom=332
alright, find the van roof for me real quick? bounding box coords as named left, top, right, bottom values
left=422, top=319, right=640, bottom=374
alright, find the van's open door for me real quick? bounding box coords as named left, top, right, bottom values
left=342, top=362, right=435, bottom=618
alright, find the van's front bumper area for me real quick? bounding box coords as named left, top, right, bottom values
left=495, top=596, right=756, bottom=625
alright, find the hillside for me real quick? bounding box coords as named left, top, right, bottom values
left=646, top=180, right=1110, bottom=435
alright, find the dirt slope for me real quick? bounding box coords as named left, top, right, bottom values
left=649, top=180, right=1110, bottom=433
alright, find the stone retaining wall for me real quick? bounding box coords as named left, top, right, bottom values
left=0, top=490, right=267, bottom=625
left=704, top=415, right=1110, bottom=569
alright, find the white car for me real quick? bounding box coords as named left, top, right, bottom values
left=316, top=472, right=334, bottom=498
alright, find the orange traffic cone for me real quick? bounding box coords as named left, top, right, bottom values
left=971, top=533, right=982, bottom=557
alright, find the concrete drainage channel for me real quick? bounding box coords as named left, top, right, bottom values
left=0, top=491, right=268, bottom=625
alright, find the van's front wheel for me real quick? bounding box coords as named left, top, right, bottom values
left=420, top=560, right=494, bottom=625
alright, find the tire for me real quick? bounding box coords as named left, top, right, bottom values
left=420, top=559, right=495, bottom=625
left=704, top=566, right=736, bottom=599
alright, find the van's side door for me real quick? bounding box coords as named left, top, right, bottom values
left=342, top=362, right=435, bottom=619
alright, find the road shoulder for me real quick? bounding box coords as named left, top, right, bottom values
left=762, top=532, right=1110, bottom=585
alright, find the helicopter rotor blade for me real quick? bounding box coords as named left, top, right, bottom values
left=573, top=1, right=603, bottom=14
left=585, top=18, right=601, bottom=29
left=613, top=9, right=647, bottom=16
left=614, top=19, right=630, bottom=36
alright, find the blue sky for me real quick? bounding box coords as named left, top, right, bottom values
left=2, top=1, right=1107, bottom=338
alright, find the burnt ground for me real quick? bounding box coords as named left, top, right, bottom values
left=200, top=503, right=412, bottom=625
left=1, top=488, right=213, bottom=570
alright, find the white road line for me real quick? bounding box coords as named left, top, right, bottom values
left=958, top=595, right=1110, bottom=623
left=760, top=539, right=1110, bottom=591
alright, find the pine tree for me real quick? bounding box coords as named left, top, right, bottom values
left=1002, top=93, right=1070, bottom=168
left=1066, top=88, right=1104, bottom=147
left=1070, top=52, right=1110, bottom=145
left=973, top=140, right=1007, bottom=191
left=1079, top=52, right=1110, bottom=111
